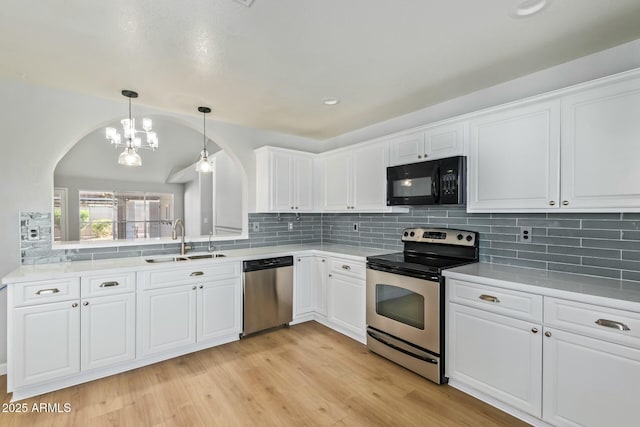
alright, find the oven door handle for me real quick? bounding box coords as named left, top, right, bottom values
left=367, top=329, right=438, bottom=365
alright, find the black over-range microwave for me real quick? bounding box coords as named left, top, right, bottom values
left=387, top=156, right=466, bottom=206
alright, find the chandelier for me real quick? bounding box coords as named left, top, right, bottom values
left=195, top=106, right=213, bottom=173
left=105, top=90, right=158, bottom=167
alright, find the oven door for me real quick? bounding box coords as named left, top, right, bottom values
left=366, top=268, right=441, bottom=354
left=386, top=160, right=440, bottom=206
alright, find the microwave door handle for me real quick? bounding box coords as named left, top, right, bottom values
left=432, top=168, right=440, bottom=201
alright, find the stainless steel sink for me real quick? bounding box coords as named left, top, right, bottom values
left=144, top=253, right=225, bottom=263
left=187, top=253, right=226, bottom=260
left=144, top=256, right=190, bottom=263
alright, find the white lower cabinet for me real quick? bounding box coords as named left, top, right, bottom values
left=81, top=293, right=135, bottom=371
left=142, top=285, right=197, bottom=356
left=328, top=272, right=365, bottom=338
left=12, top=300, right=81, bottom=388
left=447, top=276, right=640, bottom=426
left=542, top=327, right=640, bottom=427
left=142, top=277, right=241, bottom=356
left=197, top=278, right=242, bottom=342
left=448, top=303, right=542, bottom=417
left=294, top=255, right=328, bottom=320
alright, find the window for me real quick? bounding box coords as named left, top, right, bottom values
left=53, top=188, right=68, bottom=242
left=78, top=191, right=174, bottom=241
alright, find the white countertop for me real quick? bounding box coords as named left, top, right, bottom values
left=444, top=262, right=640, bottom=311
left=2, top=244, right=388, bottom=284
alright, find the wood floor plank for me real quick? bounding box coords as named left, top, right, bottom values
left=0, top=322, right=530, bottom=426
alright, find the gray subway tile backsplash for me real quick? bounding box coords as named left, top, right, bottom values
left=18, top=208, right=640, bottom=283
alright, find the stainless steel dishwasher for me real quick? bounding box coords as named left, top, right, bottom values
left=242, top=256, right=294, bottom=336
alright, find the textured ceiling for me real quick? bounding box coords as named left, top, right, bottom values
left=3, top=0, right=640, bottom=139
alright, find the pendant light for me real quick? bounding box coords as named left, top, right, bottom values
left=105, top=90, right=158, bottom=167
left=195, top=106, right=213, bottom=173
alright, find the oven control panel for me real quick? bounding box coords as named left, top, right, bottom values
left=401, top=228, right=476, bottom=246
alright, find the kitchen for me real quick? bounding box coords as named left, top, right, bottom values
left=2, top=1, right=640, bottom=426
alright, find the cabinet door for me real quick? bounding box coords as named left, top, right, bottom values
left=561, top=77, right=640, bottom=209
left=352, top=142, right=389, bottom=210
left=322, top=151, right=352, bottom=210
left=424, top=122, right=464, bottom=160
left=197, top=278, right=241, bottom=342
left=328, top=273, right=365, bottom=338
left=388, top=131, right=425, bottom=166
left=468, top=100, right=561, bottom=211
left=270, top=150, right=293, bottom=211
left=292, top=154, right=314, bottom=211
left=81, top=293, right=135, bottom=371
left=13, top=300, right=80, bottom=388
left=141, top=285, right=196, bottom=356
left=313, top=257, right=328, bottom=316
left=543, top=327, right=640, bottom=427
left=448, top=303, right=542, bottom=417
left=294, top=256, right=315, bottom=318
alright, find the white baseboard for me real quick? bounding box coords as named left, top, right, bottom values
left=0, top=363, right=7, bottom=376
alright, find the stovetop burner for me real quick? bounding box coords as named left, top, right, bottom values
left=367, top=252, right=476, bottom=275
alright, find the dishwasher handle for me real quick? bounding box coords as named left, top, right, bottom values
left=243, top=256, right=294, bottom=272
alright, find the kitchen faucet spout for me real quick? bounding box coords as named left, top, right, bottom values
left=172, top=218, right=189, bottom=255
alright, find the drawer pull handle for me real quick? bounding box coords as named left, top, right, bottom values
left=479, top=294, right=500, bottom=303
left=36, top=288, right=60, bottom=295
left=342, top=265, right=351, bottom=271
left=595, top=318, right=630, bottom=331
left=99, top=281, right=120, bottom=288
left=190, top=271, right=204, bottom=277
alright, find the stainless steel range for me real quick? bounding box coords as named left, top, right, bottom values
left=366, top=227, right=479, bottom=384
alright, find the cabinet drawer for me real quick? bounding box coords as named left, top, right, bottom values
left=544, top=297, right=640, bottom=348
left=448, top=279, right=542, bottom=322
left=143, top=262, right=241, bottom=289
left=81, top=272, right=136, bottom=297
left=329, top=258, right=365, bottom=278
left=13, top=277, right=80, bottom=307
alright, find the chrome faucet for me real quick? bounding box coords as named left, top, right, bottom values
left=208, top=231, right=215, bottom=253
left=172, top=218, right=189, bottom=255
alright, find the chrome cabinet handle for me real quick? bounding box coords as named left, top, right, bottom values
left=190, top=271, right=204, bottom=277
left=342, top=265, right=351, bottom=270
left=531, top=328, right=538, bottom=334
left=595, top=318, right=631, bottom=331
left=83, top=301, right=89, bottom=306
left=199, top=285, right=204, bottom=289
left=291, top=206, right=294, bottom=210
left=549, top=201, right=556, bottom=206
left=545, top=331, right=552, bottom=337
left=321, top=259, right=325, bottom=263
left=99, top=281, right=119, bottom=288
left=36, top=288, right=60, bottom=295
left=192, top=286, right=197, bottom=290
left=562, top=200, right=569, bottom=206
left=479, top=294, right=500, bottom=303
left=72, top=303, right=78, bottom=308
left=328, top=274, right=332, bottom=278
left=417, top=155, right=422, bottom=159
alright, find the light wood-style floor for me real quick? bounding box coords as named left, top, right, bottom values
left=0, top=322, right=529, bottom=426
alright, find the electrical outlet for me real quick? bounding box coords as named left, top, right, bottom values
left=27, top=226, right=40, bottom=241
left=519, top=226, right=533, bottom=242
left=353, top=223, right=359, bottom=232
left=288, top=222, right=293, bottom=231
left=252, top=222, right=259, bottom=232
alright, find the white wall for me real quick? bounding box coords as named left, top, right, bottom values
left=213, top=151, right=243, bottom=231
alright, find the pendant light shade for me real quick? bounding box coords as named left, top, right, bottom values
left=196, top=106, right=213, bottom=173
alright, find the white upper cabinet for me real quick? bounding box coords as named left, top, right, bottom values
left=321, top=141, right=403, bottom=212
left=561, top=75, right=640, bottom=210
left=255, top=147, right=314, bottom=212
left=388, top=122, right=464, bottom=166
left=467, top=100, right=561, bottom=212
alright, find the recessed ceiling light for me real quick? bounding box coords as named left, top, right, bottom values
left=322, top=97, right=340, bottom=106
left=510, top=0, right=550, bottom=18
left=233, top=0, right=254, bottom=7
